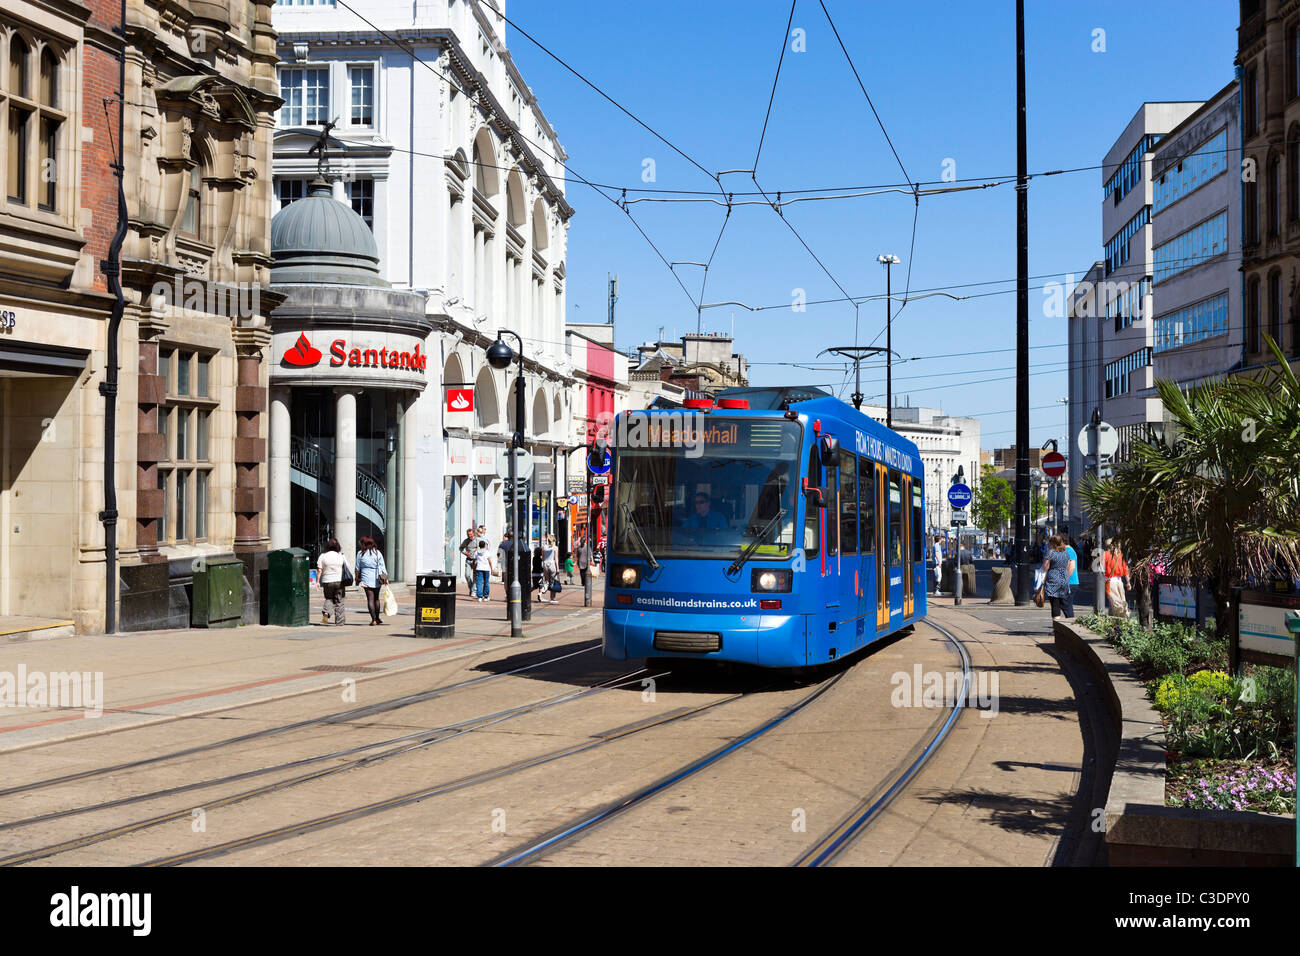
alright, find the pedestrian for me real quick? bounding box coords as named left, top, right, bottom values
left=1063, top=535, right=1080, bottom=619
left=575, top=537, right=591, bottom=590
left=538, top=534, right=558, bottom=603
left=1039, top=533, right=1076, bottom=621
left=355, top=536, right=388, bottom=626
left=351, top=538, right=384, bottom=629
left=459, top=526, right=481, bottom=596
left=316, top=537, right=348, bottom=625
left=473, top=539, right=494, bottom=602
left=1104, top=538, right=1132, bottom=618
left=931, top=534, right=943, bottom=595
left=565, top=551, right=576, bottom=585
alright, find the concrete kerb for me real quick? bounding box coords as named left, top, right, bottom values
left=0, top=608, right=601, bottom=757
left=1053, top=618, right=1295, bottom=866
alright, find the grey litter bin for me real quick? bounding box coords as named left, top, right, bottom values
left=414, top=571, right=457, bottom=638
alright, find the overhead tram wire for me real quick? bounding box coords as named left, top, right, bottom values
left=753, top=0, right=799, bottom=177
left=390, top=132, right=1300, bottom=201
left=818, top=0, right=922, bottom=344
left=330, top=0, right=706, bottom=314
left=747, top=1, right=858, bottom=325
left=476, top=0, right=717, bottom=183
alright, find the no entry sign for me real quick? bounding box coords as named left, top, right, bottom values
left=1042, top=451, right=1067, bottom=478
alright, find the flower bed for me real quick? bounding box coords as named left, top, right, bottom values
left=1078, top=613, right=1296, bottom=815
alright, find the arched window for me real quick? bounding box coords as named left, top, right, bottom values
left=1247, top=275, right=1261, bottom=354
left=1290, top=126, right=1300, bottom=223
left=1245, top=173, right=1259, bottom=244
left=181, top=162, right=202, bottom=237
left=6, top=35, right=66, bottom=213
left=1269, top=270, right=1283, bottom=347
left=9, top=35, right=28, bottom=96
left=39, top=46, right=56, bottom=107
left=1268, top=156, right=1281, bottom=237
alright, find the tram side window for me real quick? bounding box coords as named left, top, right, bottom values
left=838, top=449, right=858, bottom=553
left=889, top=469, right=902, bottom=567
left=912, top=485, right=924, bottom=562
left=858, top=456, right=875, bottom=552
left=804, top=444, right=819, bottom=558
left=825, top=457, right=838, bottom=557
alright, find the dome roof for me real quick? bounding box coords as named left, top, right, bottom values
left=270, top=181, right=387, bottom=287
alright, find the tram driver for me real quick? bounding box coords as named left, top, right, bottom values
left=681, top=491, right=728, bottom=531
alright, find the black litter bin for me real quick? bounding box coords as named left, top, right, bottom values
left=415, top=572, right=457, bottom=638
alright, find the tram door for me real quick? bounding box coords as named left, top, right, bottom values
left=875, top=461, right=889, bottom=631
left=901, top=474, right=914, bottom=618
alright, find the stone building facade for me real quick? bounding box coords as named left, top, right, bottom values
left=114, top=0, right=281, bottom=630
left=1237, top=0, right=1300, bottom=373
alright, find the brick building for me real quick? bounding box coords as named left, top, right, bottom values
left=0, top=0, right=123, bottom=633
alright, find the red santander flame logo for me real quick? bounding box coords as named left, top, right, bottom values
left=282, top=332, right=322, bottom=368
left=446, top=388, right=473, bottom=413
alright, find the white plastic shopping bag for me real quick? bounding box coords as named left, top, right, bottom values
left=381, top=584, right=398, bottom=617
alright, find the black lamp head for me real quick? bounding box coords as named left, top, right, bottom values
left=486, top=338, right=514, bottom=370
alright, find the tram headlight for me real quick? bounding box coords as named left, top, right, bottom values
left=750, top=568, right=793, bottom=593
left=612, top=564, right=642, bottom=588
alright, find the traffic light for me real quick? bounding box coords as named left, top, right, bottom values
left=591, top=484, right=605, bottom=505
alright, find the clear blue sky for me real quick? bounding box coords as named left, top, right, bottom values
left=508, top=0, right=1239, bottom=449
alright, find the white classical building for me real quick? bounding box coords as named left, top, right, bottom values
left=271, top=0, right=579, bottom=572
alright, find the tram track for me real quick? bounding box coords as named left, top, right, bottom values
left=135, top=682, right=752, bottom=867
left=0, top=637, right=602, bottom=800
left=0, top=661, right=658, bottom=867
left=488, top=618, right=970, bottom=867
left=792, top=618, right=971, bottom=866
left=487, top=668, right=849, bottom=866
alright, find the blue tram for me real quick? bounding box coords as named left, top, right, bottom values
left=602, top=386, right=927, bottom=669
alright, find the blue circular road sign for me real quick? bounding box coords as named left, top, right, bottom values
left=588, top=449, right=612, bottom=475
left=948, top=483, right=972, bottom=508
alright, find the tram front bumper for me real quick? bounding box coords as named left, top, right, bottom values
left=603, top=609, right=806, bottom=668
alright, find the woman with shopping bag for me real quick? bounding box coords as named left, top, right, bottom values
left=1103, top=539, right=1131, bottom=618
left=356, top=536, right=388, bottom=626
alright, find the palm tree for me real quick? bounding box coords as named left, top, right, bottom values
left=1080, top=337, right=1300, bottom=641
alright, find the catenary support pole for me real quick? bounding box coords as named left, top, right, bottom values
left=1013, top=0, right=1032, bottom=605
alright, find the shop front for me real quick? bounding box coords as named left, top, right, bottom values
left=267, top=180, right=436, bottom=578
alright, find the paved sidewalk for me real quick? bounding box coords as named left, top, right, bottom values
left=0, top=590, right=599, bottom=754
left=838, top=601, right=1099, bottom=866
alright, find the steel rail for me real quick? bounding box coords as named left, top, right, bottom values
left=792, top=619, right=971, bottom=866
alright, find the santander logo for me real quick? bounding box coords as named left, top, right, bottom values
left=445, top=387, right=473, bottom=413
left=279, top=332, right=429, bottom=375
left=282, top=332, right=322, bottom=367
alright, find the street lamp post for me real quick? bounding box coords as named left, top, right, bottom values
left=877, top=254, right=900, bottom=428
left=488, top=331, right=527, bottom=637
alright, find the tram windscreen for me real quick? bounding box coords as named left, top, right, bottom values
left=612, top=417, right=803, bottom=560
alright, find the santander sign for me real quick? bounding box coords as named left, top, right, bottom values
left=279, top=332, right=427, bottom=373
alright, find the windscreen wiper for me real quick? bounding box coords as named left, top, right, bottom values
left=620, top=504, right=660, bottom=569
left=728, top=508, right=786, bottom=576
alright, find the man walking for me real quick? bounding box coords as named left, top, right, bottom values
left=575, top=536, right=591, bottom=592
left=459, top=525, right=482, bottom=596
left=931, top=534, right=943, bottom=595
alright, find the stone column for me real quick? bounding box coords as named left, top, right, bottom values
left=268, top=385, right=291, bottom=550
left=334, top=387, right=358, bottom=563
left=232, top=327, right=270, bottom=552
left=401, top=389, right=421, bottom=579
left=134, top=322, right=167, bottom=560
